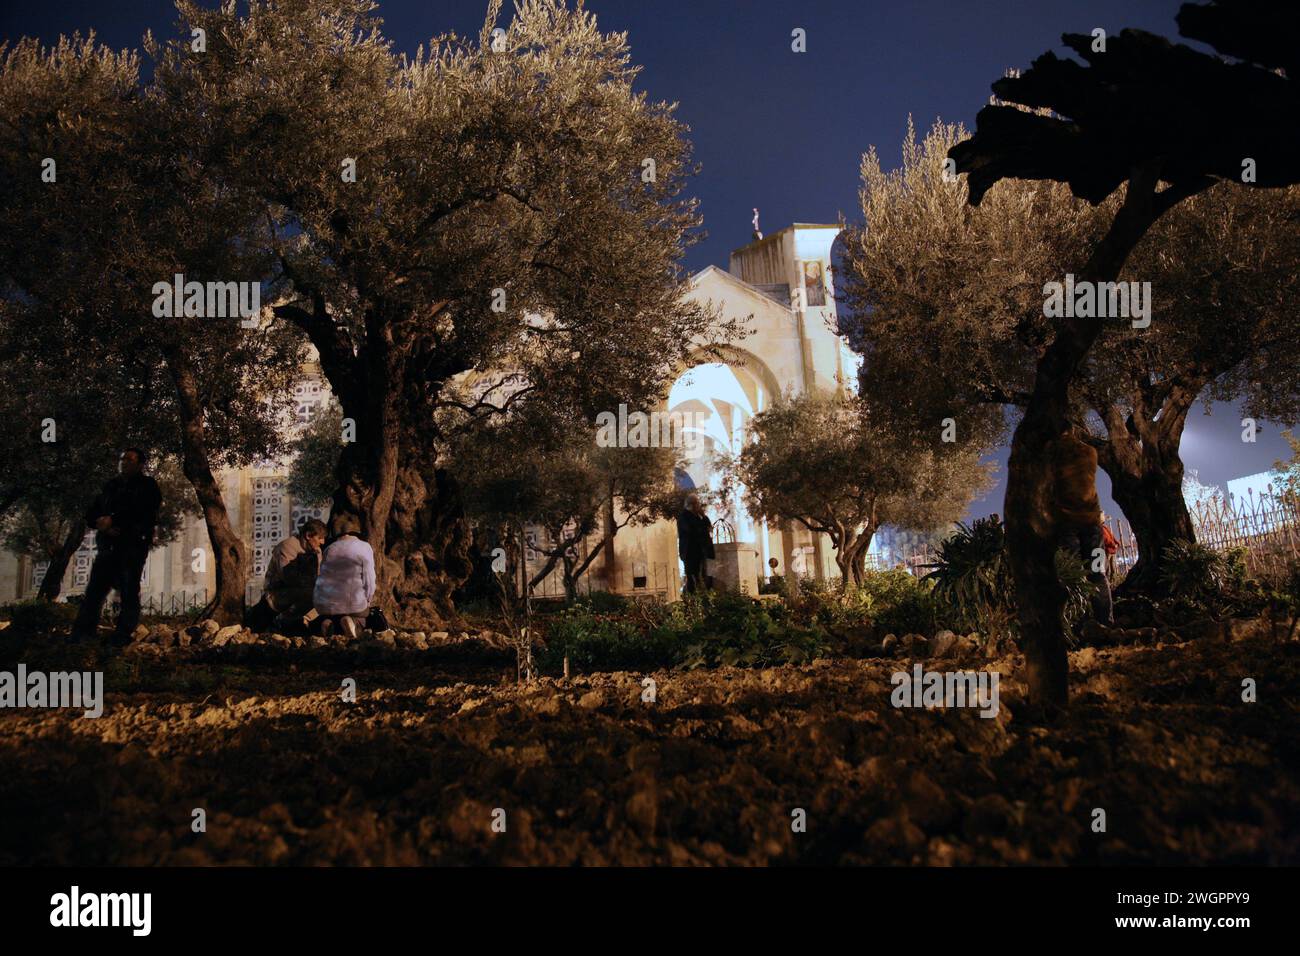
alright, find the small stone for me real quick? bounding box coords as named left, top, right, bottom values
left=200, top=619, right=221, bottom=636
left=214, top=624, right=241, bottom=645
left=477, top=630, right=513, bottom=650
left=1224, top=618, right=1271, bottom=643
left=952, top=636, right=978, bottom=659
left=577, top=690, right=603, bottom=710
left=930, top=630, right=958, bottom=658
left=397, top=631, right=428, bottom=651
left=904, top=771, right=955, bottom=828
left=864, top=816, right=926, bottom=851
left=131, top=624, right=149, bottom=642
left=529, top=697, right=562, bottom=716
left=625, top=789, right=658, bottom=837
left=965, top=793, right=1017, bottom=837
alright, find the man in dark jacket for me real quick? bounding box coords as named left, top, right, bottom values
left=70, top=448, right=163, bottom=645
left=677, top=493, right=715, bottom=595
left=245, top=519, right=326, bottom=632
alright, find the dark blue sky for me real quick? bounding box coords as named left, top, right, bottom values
left=5, top=1, right=1294, bottom=518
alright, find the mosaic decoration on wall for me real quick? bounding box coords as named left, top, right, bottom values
left=251, top=476, right=286, bottom=580
left=292, top=376, right=328, bottom=427
left=71, top=531, right=96, bottom=592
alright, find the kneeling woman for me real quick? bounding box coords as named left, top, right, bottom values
left=313, top=514, right=377, bottom=639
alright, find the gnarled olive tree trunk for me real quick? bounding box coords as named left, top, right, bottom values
left=1004, top=167, right=1205, bottom=714
left=838, top=527, right=877, bottom=587
left=163, top=345, right=247, bottom=625
left=36, top=521, right=85, bottom=602
left=1095, top=387, right=1200, bottom=596
left=327, top=335, right=473, bottom=628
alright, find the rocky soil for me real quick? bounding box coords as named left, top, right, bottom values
left=0, top=620, right=1297, bottom=865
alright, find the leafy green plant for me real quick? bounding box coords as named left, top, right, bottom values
left=536, top=590, right=828, bottom=674
left=673, top=590, right=827, bottom=669
left=1054, top=548, right=1100, bottom=641
left=1157, top=539, right=1266, bottom=621
left=856, top=569, right=942, bottom=634
left=1270, top=562, right=1300, bottom=640
left=536, top=606, right=677, bottom=673
left=782, top=569, right=943, bottom=636
left=577, top=591, right=635, bottom=615
left=923, top=518, right=1014, bottom=635
left=1159, top=539, right=1229, bottom=602
left=0, top=599, right=78, bottom=633
left=924, top=519, right=1103, bottom=642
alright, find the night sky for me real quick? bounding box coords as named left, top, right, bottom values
left=4, top=0, right=1294, bottom=520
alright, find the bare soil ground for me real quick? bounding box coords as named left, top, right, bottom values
left=1, top=630, right=1297, bottom=865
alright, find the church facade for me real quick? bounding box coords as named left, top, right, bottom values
left=0, top=223, right=860, bottom=607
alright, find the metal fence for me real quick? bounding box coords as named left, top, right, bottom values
left=103, top=589, right=209, bottom=620
left=851, top=490, right=1300, bottom=587
left=862, top=548, right=937, bottom=576
left=1104, top=490, right=1300, bottom=584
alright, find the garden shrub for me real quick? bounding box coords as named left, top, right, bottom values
left=923, top=518, right=1013, bottom=635
left=536, top=589, right=828, bottom=674
left=782, top=570, right=943, bottom=636
left=925, top=518, right=1100, bottom=641
left=1157, top=540, right=1267, bottom=622
left=536, top=605, right=680, bottom=673
left=856, top=569, right=943, bottom=635
left=577, top=590, right=635, bottom=614
left=675, top=590, right=827, bottom=669
left=0, top=600, right=78, bottom=633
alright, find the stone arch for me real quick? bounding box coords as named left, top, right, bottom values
left=670, top=344, right=787, bottom=414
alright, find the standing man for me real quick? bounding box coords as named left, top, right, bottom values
left=71, top=447, right=163, bottom=645
left=1099, top=512, right=1120, bottom=583
left=677, top=493, right=714, bottom=595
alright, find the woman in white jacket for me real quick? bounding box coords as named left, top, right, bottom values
left=313, top=514, right=377, bottom=639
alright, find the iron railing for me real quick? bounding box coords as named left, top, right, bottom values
left=103, top=589, right=209, bottom=620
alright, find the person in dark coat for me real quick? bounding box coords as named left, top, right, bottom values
left=677, top=493, right=715, bottom=595
left=70, top=448, right=163, bottom=645
left=245, top=518, right=327, bottom=632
